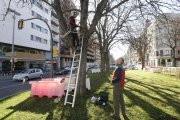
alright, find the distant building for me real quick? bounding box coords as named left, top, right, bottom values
left=147, top=13, right=180, bottom=67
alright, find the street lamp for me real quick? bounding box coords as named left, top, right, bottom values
left=8, top=9, right=21, bottom=77
left=19, top=18, right=54, bottom=78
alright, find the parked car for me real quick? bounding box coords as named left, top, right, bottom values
left=55, top=69, right=70, bottom=75
left=110, top=64, right=116, bottom=68
left=13, top=68, right=43, bottom=81
left=127, top=65, right=138, bottom=70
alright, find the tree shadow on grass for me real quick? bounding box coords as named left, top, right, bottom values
left=125, top=78, right=180, bottom=119
left=124, top=89, right=179, bottom=120
left=1, top=97, right=57, bottom=120
left=56, top=72, right=113, bottom=120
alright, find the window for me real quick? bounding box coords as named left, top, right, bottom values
left=177, top=41, right=180, bottom=46
left=43, top=29, right=48, bottom=34
left=45, top=8, right=48, bottom=13
left=171, top=50, right=173, bottom=55
left=156, top=51, right=159, bottom=56
left=31, top=11, right=34, bottom=16
left=31, top=35, right=47, bottom=44
left=31, top=69, right=35, bottom=73
left=178, top=50, right=180, bottom=55
left=167, top=59, right=171, bottom=62
left=43, top=39, right=47, bottom=44
left=31, top=23, right=34, bottom=28
left=166, top=50, right=169, bottom=55
left=30, top=50, right=35, bottom=54
left=37, top=2, right=43, bottom=10
left=31, top=22, right=48, bottom=34
left=160, top=50, right=163, bottom=55
left=36, top=25, right=41, bottom=31
left=36, top=37, right=41, bottom=42
left=36, top=14, right=41, bottom=19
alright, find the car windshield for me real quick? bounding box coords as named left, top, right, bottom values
left=21, top=69, right=31, bottom=73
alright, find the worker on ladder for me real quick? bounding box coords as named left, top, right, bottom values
left=69, top=13, right=80, bottom=49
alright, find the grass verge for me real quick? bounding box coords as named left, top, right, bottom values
left=0, top=70, right=179, bottom=120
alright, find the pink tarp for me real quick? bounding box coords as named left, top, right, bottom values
left=29, top=78, right=65, bottom=98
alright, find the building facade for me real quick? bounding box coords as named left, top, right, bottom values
left=0, top=0, right=52, bottom=72
left=147, top=14, right=180, bottom=67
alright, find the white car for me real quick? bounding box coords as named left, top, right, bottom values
left=13, top=68, right=43, bottom=81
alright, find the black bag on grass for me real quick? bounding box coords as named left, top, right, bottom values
left=99, top=92, right=109, bottom=103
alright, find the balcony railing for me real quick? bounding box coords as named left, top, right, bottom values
left=51, top=16, right=59, bottom=25
left=51, top=25, right=59, bottom=34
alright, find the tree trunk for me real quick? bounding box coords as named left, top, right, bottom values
left=77, top=36, right=88, bottom=95
left=105, top=51, right=110, bottom=72
left=173, top=48, right=177, bottom=67
left=141, top=57, right=145, bottom=70
left=100, top=52, right=106, bottom=73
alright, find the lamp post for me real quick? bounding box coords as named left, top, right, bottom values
left=9, top=9, right=20, bottom=77
left=21, top=18, right=54, bottom=78
left=57, top=37, right=61, bottom=70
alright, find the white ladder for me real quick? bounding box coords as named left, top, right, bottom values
left=64, top=36, right=83, bottom=108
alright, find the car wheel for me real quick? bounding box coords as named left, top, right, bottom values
left=39, top=74, right=43, bottom=79
left=24, top=76, right=29, bottom=81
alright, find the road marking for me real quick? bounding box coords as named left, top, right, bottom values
left=0, top=83, right=29, bottom=90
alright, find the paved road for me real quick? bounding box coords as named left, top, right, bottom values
left=0, top=72, right=58, bottom=101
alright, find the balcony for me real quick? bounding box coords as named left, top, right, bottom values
left=51, top=25, right=59, bottom=34
left=5, top=52, right=45, bottom=59
left=51, top=16, right=59, bottom=25
left=53, top=35, right=59, bottom=42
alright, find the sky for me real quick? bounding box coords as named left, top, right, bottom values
left=110, top=44, right=129, bottom=60
left=1, top=0, right=178, bottom=60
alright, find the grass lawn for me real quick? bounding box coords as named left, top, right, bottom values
left=0, top=70, right=180, bottom=120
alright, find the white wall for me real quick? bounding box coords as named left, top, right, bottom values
left=0, top=0, right=51, bottom=51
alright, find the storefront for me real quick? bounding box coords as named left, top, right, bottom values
left=0, top=44, right=46, bottom=72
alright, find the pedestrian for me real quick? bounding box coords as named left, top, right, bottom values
left=69, top=13, right=80, bottom=48
left=111, top=57, right=127, bottom=120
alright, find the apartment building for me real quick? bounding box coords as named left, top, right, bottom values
left=147, top=13, right=180, bottom=67
left=0, top=0, right=51, bottom=72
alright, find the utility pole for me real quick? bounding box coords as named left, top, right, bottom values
left=20, top=18, right=54, bottom=78
left=11, top=11, right=15, bottom=77
left=9, top=9, right=20, bottom=77
left=57, top=38, right=61, bottom=70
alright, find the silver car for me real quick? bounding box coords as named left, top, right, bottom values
left=13, top=68, right=43, bottom=81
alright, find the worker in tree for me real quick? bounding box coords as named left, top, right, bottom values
left=69, top=14, right=80, bottom=48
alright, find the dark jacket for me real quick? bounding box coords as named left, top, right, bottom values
left=112, top=66, right=123, bottom=84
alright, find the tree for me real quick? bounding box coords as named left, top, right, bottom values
left=4, top=0, right=180, bottom=94
left=95, top=2, right=137, bottom=73
left=125, top=20, right=151, bottom=69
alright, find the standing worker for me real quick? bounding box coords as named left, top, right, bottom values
left=111, top=58, right=127, bottom=120
left=69, top=13, right=80, bottom=48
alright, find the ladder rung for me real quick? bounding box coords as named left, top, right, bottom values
left=74, top=60, right=80, bottom=63
left=71, top=77, right=77, bottom=79
left=75, top=54, right=80, bottom=56
left=66, top=102, right=73, bottom=104
left=68, top=84, right=76, bottom=88
left=68, top=86, right=76, bottom=89
left=72, top=73, right=77, bottom=75
left=67, top=94, right=74, bottom=96
left=73, top=67, right=79, bottom=69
